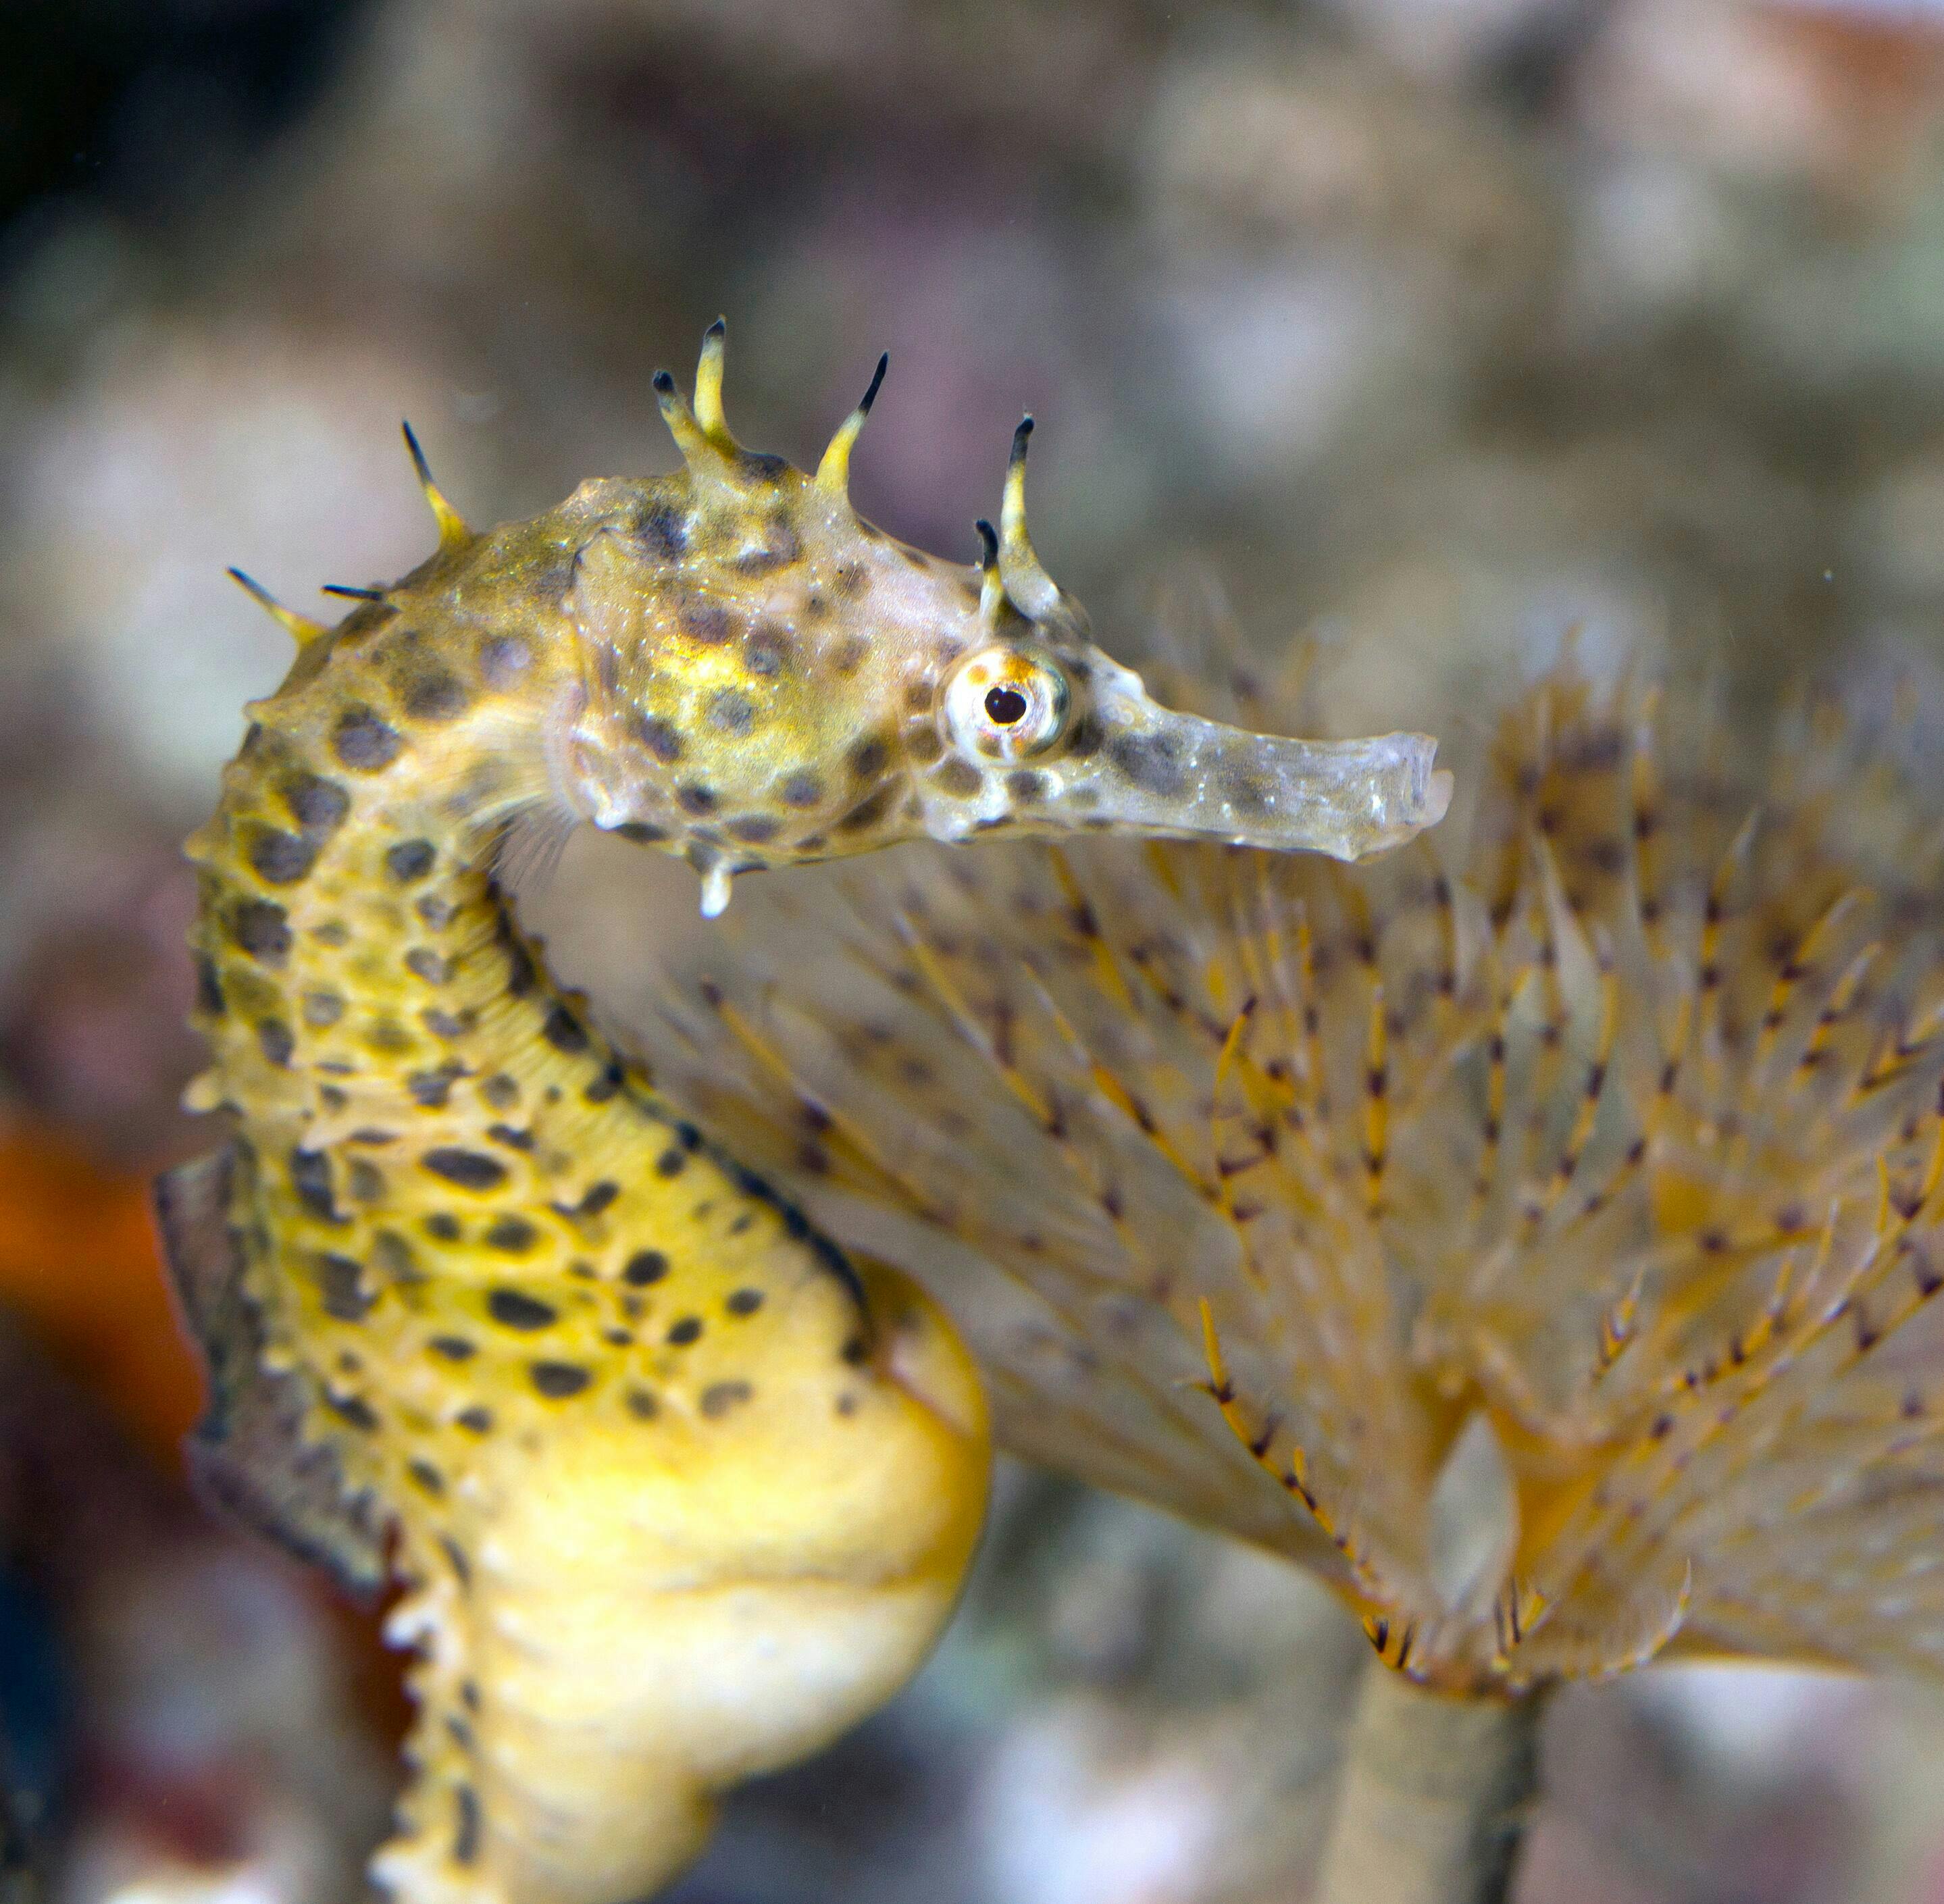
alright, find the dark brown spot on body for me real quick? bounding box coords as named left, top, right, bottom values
left=316, top=1252, right=371, bottom=1320
left=542, top=1006, right=588, bottom=1053
left=423, top=1148, right=508, bottom=1192
left=408, top=1066, right=461, bottom=1109
left=726, top=1287, right=764, bottom=1316
left=235, top=828, right=307, bottom=898
left=745, top=625, right=792, bottom=676
left=623, top=1250, right=668, bottom=1286
left=386, top=840, right=436, bottom=883
left=636, top=716, right=684, bottom=763
left=403, top=670, right=467, bottom=722
left=282, top=772, right=351, bottom=833
left=700, top=1381, right=752, bottom=1418
left=325, top=1389, right=378, bottom=1431
left=933, top=758, right=983, bottom=798
left=559, top=1179, right=619, bottom=1219
left=1066, top=712, right=1104, bottom=758
left=837, top=785, right=896, bottom=832
left=429, top=1335, right=476, bottom=1361
left=230, top=899, right=291, bottom=963
left=289, top=1147, right=341, bottom=1223
left=1108, top=732, right=1188, bottom=798
left=530, top=1361, right=590, bottom=1398
left=256, top=1019, right=294, bottom=1066
left=667, top=1316, right=702, bottom=1346
left=485, top=1216, right=538, bottom=1253
left=333, top=708, right=401, bottom=771
left=405, top=948, right=450, bottom=985
left=677, top=598, right=735, bottom=644
left=489, top=1289, right=557, bottom=1331
left=453, top=1788, right=480, bottom=1866
left=637, top=500, right=688, bottom=559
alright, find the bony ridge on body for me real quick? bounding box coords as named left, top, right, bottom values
left=160, top=319, right=1450, bottom=1904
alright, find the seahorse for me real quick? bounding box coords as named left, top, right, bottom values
left=152, top=321, right=1452, bottom=1904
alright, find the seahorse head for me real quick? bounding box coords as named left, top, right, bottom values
left=559, top=323, right=1452, bottom=915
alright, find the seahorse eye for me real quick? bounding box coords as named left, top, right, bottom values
left=944, top=646, right=1070, bottom=760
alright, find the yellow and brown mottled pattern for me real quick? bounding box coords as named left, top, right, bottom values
left=160, top=324, right=1451, bottom=1904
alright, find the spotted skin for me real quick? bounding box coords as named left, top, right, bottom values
left=163, top=324, right=1449, bottom=1904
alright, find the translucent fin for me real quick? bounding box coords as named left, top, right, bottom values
left=152, top=1148, right=385, bottom=1599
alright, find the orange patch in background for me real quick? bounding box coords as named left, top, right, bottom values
left=0, top=1118, right=413, bottom=1743
left=0, top=1122, right=205, bottom=1465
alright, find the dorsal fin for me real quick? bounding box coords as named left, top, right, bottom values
left=153, top=1148, right=386, bottom=1602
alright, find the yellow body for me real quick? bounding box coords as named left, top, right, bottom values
left=163, top=326, right=1448, bottom=1904
left=173, top=630, right=986, bottom=1901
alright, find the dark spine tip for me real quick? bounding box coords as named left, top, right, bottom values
left=859, top=351, right=889, bottom=416
left=227, top=565, right=259, bottom=594
left=973, top=518, right=998, bottom=568
left=653, top=369, right=676, bottom=395
left=1011, top=414, right=1034, bottom=463
left=401, top=419, right=435, bottom=486
left=705, top=316, right=726, bottom=339
left=323, top=584, right=386, bottom=601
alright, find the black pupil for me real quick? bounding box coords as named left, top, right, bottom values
left=984, top=686, right=1029, bottom=726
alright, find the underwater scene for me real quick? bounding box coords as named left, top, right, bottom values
left=6, top=2, right=1944, bottom=1901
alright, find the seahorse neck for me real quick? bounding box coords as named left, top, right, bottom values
left=186, top=626, right=578, bottom=1155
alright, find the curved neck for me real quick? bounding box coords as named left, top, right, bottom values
left=187, top=625, right=572, bottom=1148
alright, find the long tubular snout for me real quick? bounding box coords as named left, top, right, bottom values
left=1074, top=698, right=1454, bottom=861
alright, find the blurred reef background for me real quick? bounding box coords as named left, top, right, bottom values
left=7, top=1, right=1944, bottom=1899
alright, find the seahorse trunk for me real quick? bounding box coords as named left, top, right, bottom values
left=170, top=590, right=988, bottom=1904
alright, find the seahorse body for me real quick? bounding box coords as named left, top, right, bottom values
left=157, top=324, right=1450, bottom=1904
